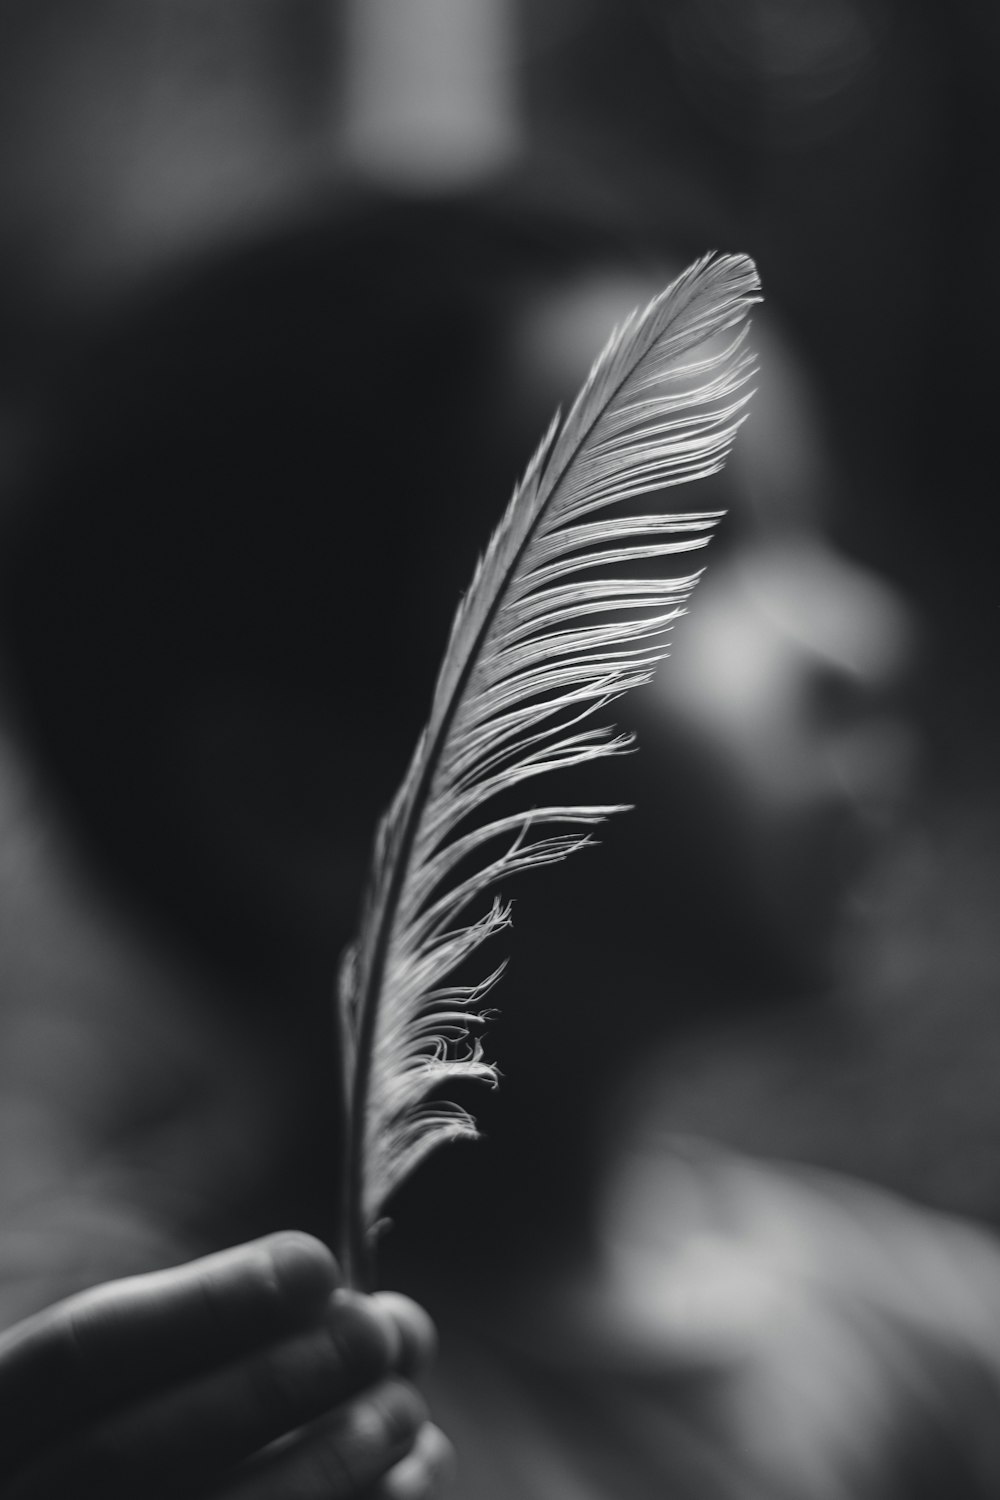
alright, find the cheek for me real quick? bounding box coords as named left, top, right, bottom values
left=634, top=588, right=916, bottom=974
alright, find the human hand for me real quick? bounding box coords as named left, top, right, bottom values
left=0, top=1230, right=452, bottom=1498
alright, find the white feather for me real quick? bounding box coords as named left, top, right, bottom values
left=337, top=251, right=760, bottom=1285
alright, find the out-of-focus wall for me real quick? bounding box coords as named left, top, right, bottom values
left=0, top=0, right=332, bottom=334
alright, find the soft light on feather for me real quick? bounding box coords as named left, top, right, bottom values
left=337, top=251, right=761, bottom=1287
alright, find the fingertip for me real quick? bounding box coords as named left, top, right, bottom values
left=328, top=1289, right=400, bottom=1381
left=258, top=1231, right=341, bottom=1320
left=371, top=1293, right=438, bottom=1377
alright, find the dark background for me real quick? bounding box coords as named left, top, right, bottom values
left=0, top=0, right=995, bottom=743
left=0, top=0, right=997, bottom=1232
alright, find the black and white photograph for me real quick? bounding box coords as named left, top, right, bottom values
left=0, top=4, right=997, bottom=1496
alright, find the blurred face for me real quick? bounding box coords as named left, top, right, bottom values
left=633, top=529, right=916, bottom=983
left=629, top=321, right=918, bottom=985
left=517, top=271, right=918, bottom=988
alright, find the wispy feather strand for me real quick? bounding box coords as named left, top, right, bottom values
left=337, top=251, right=760, bottom=1287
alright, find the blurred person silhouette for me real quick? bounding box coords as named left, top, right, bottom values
left=373, top=231, right=1000, bottom=1498
left=0, top=185, right=999, bottom=1500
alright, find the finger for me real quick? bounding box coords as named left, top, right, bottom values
left=370, top=1295, right=437, bottom=1379
left=4, top=1299, right=402, bottom=1499
left=215, top=1377, right=427, bottom=1500
left=374, top=1422, right=455, bottom=1500
left=0, top=1231, right=337, bottom=1472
